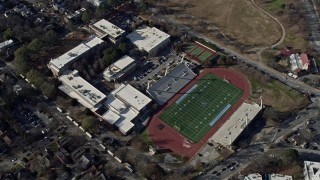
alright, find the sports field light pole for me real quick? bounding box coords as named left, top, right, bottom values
left=229, top=131, right=232, bottom=145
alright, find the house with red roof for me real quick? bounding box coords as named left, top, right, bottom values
left=300, top=53, right=309, bottom=70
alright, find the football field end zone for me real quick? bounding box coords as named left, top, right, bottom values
left=209, top=104, right=231, bottom=126
left=147, top=68, right=251, bottom=160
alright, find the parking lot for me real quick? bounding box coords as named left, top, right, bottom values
left=125, top=54, right=197, bottom=90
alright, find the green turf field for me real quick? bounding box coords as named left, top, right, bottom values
left=199, top=51, right=213, bottom=61
left=159, top=73, right=243, bottom=143
left=186, top=45, right=196, bottom=52
left=191, top=47, right=204, bottom=56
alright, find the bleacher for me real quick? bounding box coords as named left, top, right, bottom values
left=147, top=63, right=196, bottom=105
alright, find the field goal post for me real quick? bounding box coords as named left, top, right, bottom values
left=183, top=137, right=193, bottom=148
left=174, top=121, right=181, bottom=131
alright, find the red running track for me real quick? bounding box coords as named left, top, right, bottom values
left=147, top=68, right=250, bottom=159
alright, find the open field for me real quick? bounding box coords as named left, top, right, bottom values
left=256, top=0, right=308, bottom=50
left=162, top=0, right=281, bottom=47
left=159, top=73, right=243, bottom=143
left=233, top=66, right=309, bottom=112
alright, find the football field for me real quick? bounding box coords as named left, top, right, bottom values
left=159, top=73, right=243, bottom=143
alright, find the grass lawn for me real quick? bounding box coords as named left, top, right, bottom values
left=247, top=75, right=309, bottom=112
left=266, top=0, right=286, bottom=11
left=159, top=73, right=243, bottom=143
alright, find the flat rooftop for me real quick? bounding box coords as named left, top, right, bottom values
left=147, top=62, right=196, bottom=105
left=103, top=55, right=135, bottom=79
left=115, top=84, right=151, bottom=111
left=91, top=19, right=125, bottom=38
left=304, top=161, right=320, bottom=180
left=269, top=174, right=293, bottom=180
left=59, top=70, right=106, bottom=108
left=113, top=55, right=135, bottom=70
left=49, top=37, right=104, bottom=70
left=0, top=39, right=13, bottom=50
left=101, top=84, right=146, bottom=134
left=127, top=25, right=170, bottom=53
left=209, top=102, right=261, bottom=146
left=244, top=173, right=262, bottom=180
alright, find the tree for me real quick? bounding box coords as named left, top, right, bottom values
left=107, top=0, right=117, bottom=8
left=43, top=30, right=59, bottom=45
left=118, top=43, right=129, bottom=54
left=103, top=48, right=121, bottom=66
left=175, top=45, right=182, bottom=53
left=81, top=116, right=97, bottom=131
left=138, top=0, right=148, bottom=11
left=40, top=82, right=57, bottom=99
left=3, top=28, right=13, bottom=40
left=66, top=21, right=76, bottom=32
left=14, top=46, right=29, bottom=59
left=14, top=56, right=28, bottom=75
left=81, top=11, right=90, bottom=23
left=26, top=69, right=45, bottom=87
left=13, top=47, right=30, bottom=75
left=28, top=38, right=43, bottom=52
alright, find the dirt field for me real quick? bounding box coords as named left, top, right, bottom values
left=256, top=0, right=309, bottom=50
left=162, top=0, right=282, bottom=47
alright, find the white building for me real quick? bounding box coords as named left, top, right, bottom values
left=87, top=0, right=105, bottom=7
left=100, top=84, right=151, bottom=134
left=48, top=37, right=105, bottom=76
left=304, top=161, right=320, bottom=180
left=0, top=39, right=13, bottom=51
left=268, top=174, right=293, bottom=180
left=59, top=70, right=106, bottom=110
left=289, top=53, right=309, bottom=72
left=209, top=102, right=261, bottom=147
left=244, top=173, right=262, bottom=180
left=90, top=19, right=125, bottom=44
left=103, top=55, right=137, bottom=82
left=127, top=25, right=170, bottom=56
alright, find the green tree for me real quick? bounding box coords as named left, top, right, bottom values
left=28, top=38, right=43, bottom=52
left=26, top=69, right=45, bottom=87
left=103, top=48, right=121, bottom=66
left=139, top=0, right=147, bottom=11
left=175, top=45, right=182, bottom=53
left=81, top=116, right=97, bottom=130
left=3, top=28, right=13, bottom=40
left=107, top=0, right=117, bottom=8
left=40, top=82, right=57, bottom=99
left=118, top=43, right=129, bottom=54
left=14, top=56, right=28, bottom=75
left=13, top=47, right=30, bottom=75
left=66, top=21, right=76, bottom=32
left=81, top=11, right=90, bottom=23
left=43, top=30, right=59, bottom=45
left=14, top=46, right=29, bottom=59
